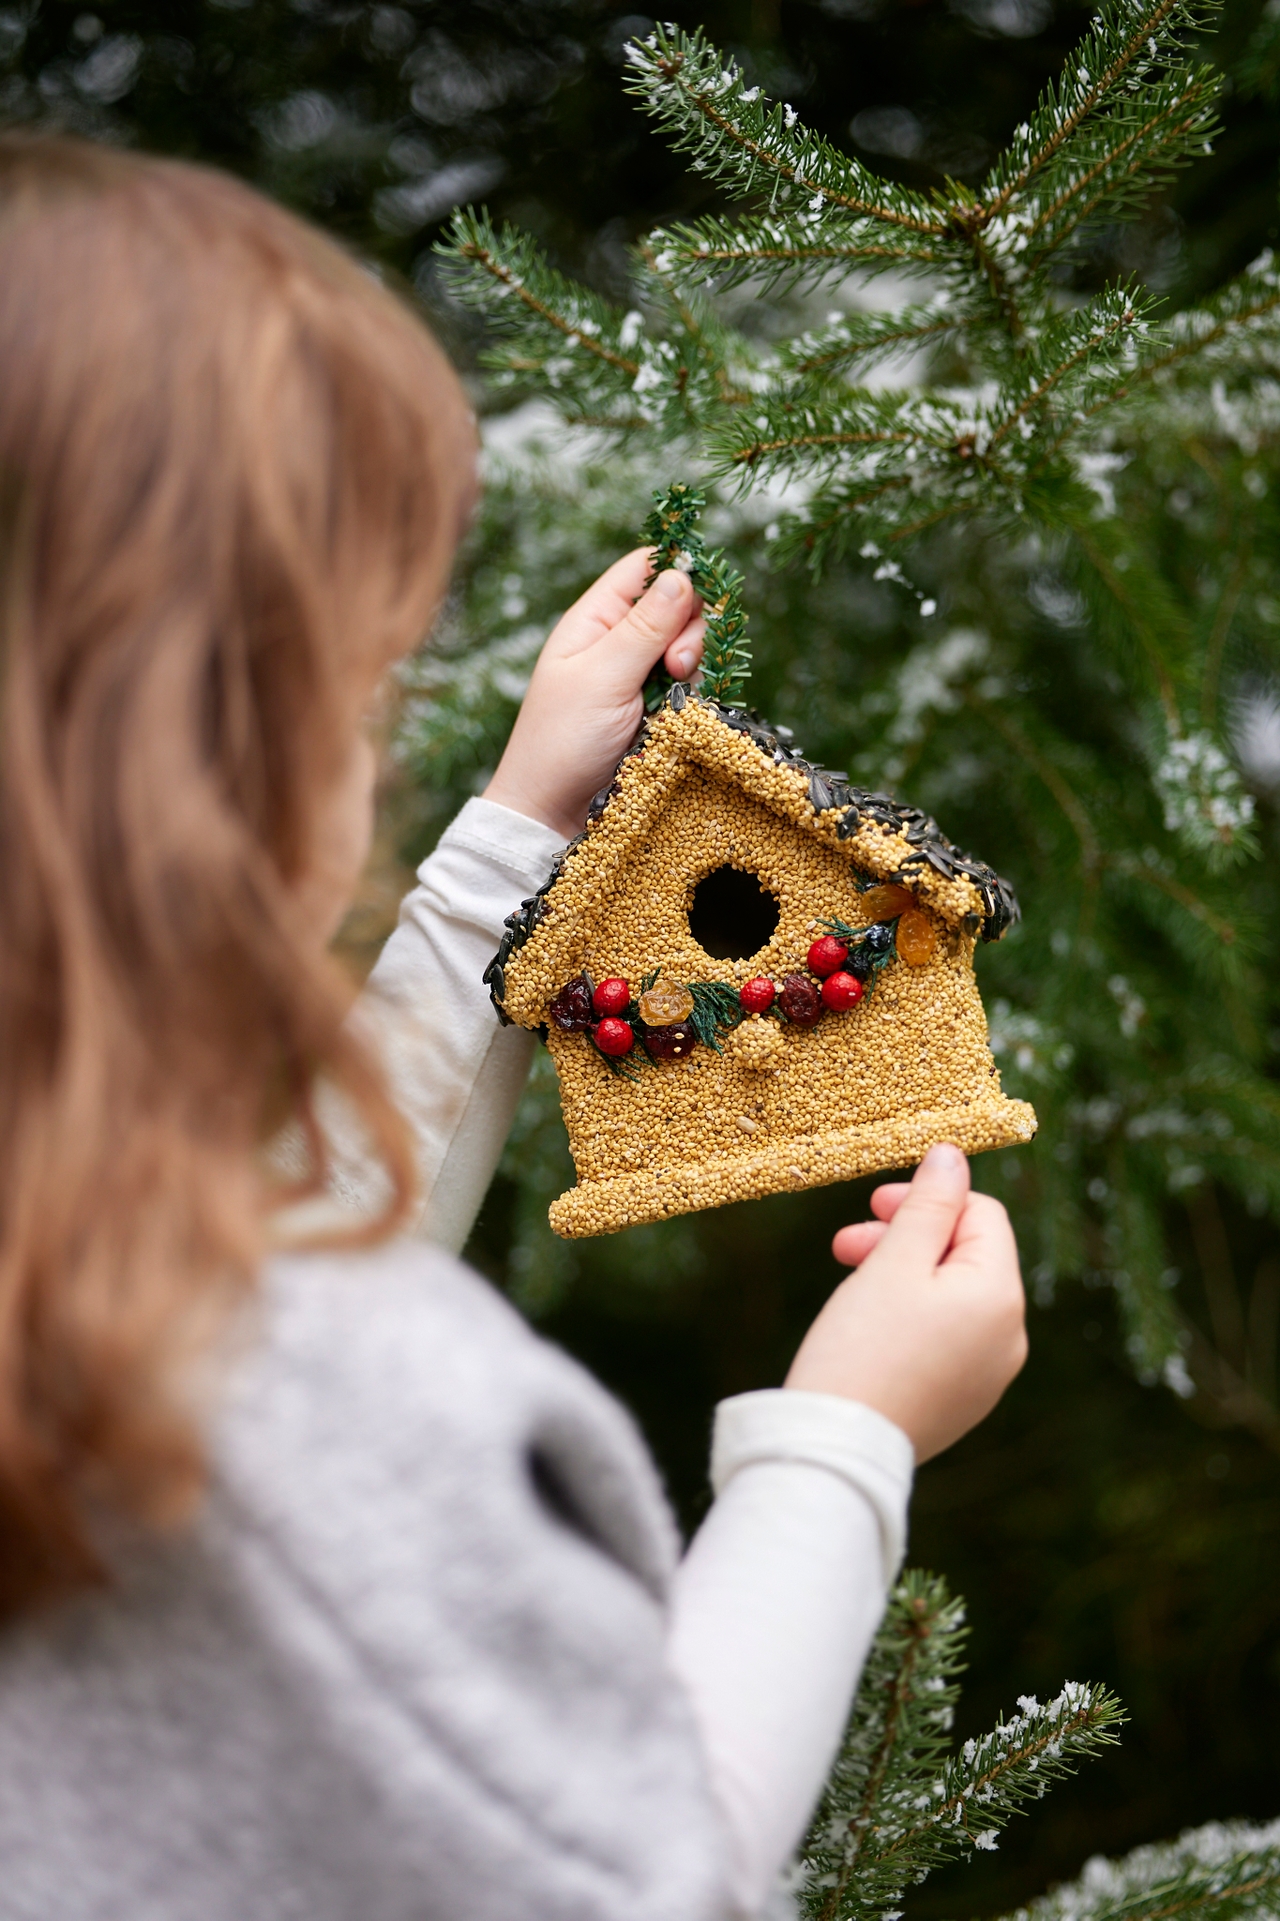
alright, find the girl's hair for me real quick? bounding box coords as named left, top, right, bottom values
left=0, top=135, right=476, bottom=1616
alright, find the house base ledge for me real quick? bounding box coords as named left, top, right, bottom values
left=548, top=1097, right=1038, bottom=1238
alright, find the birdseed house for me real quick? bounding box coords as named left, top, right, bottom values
left=486, top=690, right=1036, bottom=1238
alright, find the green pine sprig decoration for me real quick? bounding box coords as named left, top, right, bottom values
left=639, top=483, right=752, bottom=708
left=685, top=978, right=745, bottom=1051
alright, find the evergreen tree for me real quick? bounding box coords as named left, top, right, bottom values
left=425, top=2, right=1280, bottom=1451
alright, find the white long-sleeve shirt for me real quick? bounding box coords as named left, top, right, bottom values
left=0, top=799, right=912, bottom=1921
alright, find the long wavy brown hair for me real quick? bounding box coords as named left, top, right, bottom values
left=0, top=134, right=476, bottom=1617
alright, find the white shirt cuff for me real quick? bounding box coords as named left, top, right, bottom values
left=711, top=1388, right=914, bottom=1588
left=430, top=795, right=567, bottom=891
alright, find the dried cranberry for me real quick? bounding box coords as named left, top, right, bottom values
left=592, top=977, right=631, bottom=1017
left=739, top=976, right=776, bottom=1014
left=549, top=976, right=593, bottom=1032
left=594, top=1017, right=634, bottom=1058
left=639, top=1020, right=696, bottom=1061
left=807, top=936, right=848, bottom=977
left=821, top=971, right=864, bottom=1012
left=779, top=974, right=823, bottom=1027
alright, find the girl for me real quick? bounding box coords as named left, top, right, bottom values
left=0, top=135, right=1026, bottom=1921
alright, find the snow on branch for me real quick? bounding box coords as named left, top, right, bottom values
left=976, top=0, right=1221, bottom=228
left=1012, top=69, right=1221, bottom=272
left=1007, top=1819, right=1280, bottom=1921
left=647, top=209, right=954, bottom=292
left=778, top=300, right=973, bottom=385
left=1152, top=726, right=1258, bottom=870
left=624, top=25, right=943, bottom=237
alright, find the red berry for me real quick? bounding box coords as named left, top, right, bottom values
left=739, top=976, right=776, bottom=1014
left=821, top=971, right=864, bottom=1012
left=592, top=977, right=630, bottom=1017
left=594, top=1017, right=634, bottom=1057
left=807, top=936, right=848, bottom=978
left=779, top=974, right=824, bottom=1027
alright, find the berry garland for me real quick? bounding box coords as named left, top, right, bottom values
left=546, top=888, right=937, bottom=1080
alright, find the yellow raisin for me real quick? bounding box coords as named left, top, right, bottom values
left=897, top=906, right=938, bottom=966
left=637, top=977, right=695, bottom=1026
left=860, top=883, right=915, bottom=922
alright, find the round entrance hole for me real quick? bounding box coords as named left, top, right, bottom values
left=687, top=865, right=780, bottom=961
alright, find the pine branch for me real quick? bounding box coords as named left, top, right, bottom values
left=1125, top=253, right=1280, bottom=389
left=801, top=1571, right=967, bottom=1921
left=1014, top=71, right=1221, bottom=271
left=630, top=7, right=1217, bottom=335
left=712, top=389, right=970, bottom=569
left=779, top=300, right=971, bottom=385
left=1109, top=853, right=1237, bottom=947
left=1027, top=259, right=1280, bottom=464
left=799, top=1573, right=1125, bottom=1921
left=624, top=24, right=944, bottom=238
left=773, top=480, right=978, bottom=573
left=445, top=16, right=1210, bottom=550
left=648, top=209, right=955, bottom=293
left=717, top=389, right=951, bottom=480
left=974, top=0, right=1221, bottom=230
left=1238, top=7, right=1280, bottom=102
left=714, top=292, right=1155, bottom=567
left=971, top=696, right=1103, bottom=876
left=438, top=209, right=741, bottom=434
left=1007, top=1818, right=1280, bottom=1921
left=635, top=240, right=756, bottom=410
left=881, top=1680, right=1125, bottom=1868
left=1104, top=1169, right=1188, bottom=1378
left=640, top=482, right=752, bottom=706
left=444, top=209, right=638, bottom=371
left=986, top=287, right=1160, bottom=454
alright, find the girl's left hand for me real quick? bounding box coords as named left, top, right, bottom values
left=481, top=548, right=703, bottom=842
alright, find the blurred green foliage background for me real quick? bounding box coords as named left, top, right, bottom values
left=5, top=1, right=1280, bottom=1911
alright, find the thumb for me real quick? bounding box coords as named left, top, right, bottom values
left=874, top=1142, right=970, bottom=1271
left=595, top=568, right=695, bottom=687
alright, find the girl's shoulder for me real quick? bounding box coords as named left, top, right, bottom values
left=215, top=1237, right=680, bottom=1598
left=256, top=1235, right=560, bottom=1408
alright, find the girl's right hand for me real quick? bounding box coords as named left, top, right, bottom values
left=784, top=1144, right=1027, bottom=1462
left=482, top=549, right=704, bottom=843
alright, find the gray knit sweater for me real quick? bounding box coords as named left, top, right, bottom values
left=0, top=1243, right=731, bottom=1921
